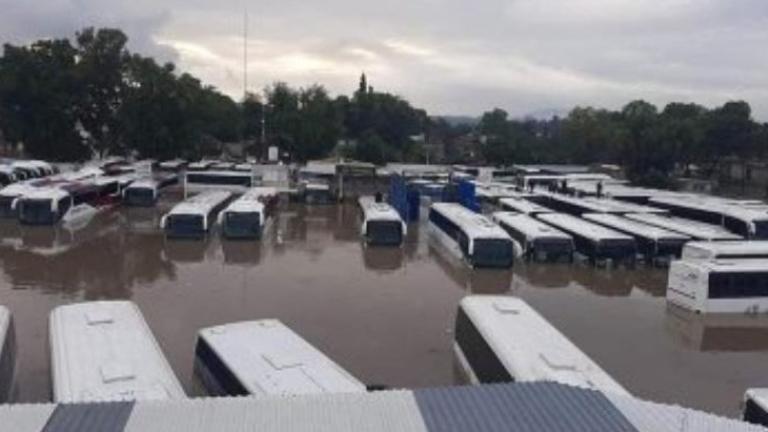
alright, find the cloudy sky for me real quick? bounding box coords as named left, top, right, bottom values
left=1, top=0, right=767, bottom=119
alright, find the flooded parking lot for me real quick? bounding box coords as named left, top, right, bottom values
left=1, top=200, right=768, bottom=417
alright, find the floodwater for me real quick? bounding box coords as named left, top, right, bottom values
left=1, top=199, right=768, bottom=418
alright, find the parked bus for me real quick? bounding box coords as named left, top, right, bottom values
left=624, top=213, right=742, bottom=242
left=454, top=296, right=629, bottom=395
left=49, top=301, right=186, bottom=402
left=161, top=190, right=233, bottom=239
left=194, top=320, right=366, bottom=396
left=682, top=241, right=768, bottom=262
left=357, top=196, right=406, bottom=246
left=17, top=179, right=121, bottom=227
left=122, top=175, right=179, bottom=207
left=583, top=213, right=690, bottom=260
left=428, top=203, right=514, bottom=269
left=497, top=197, right=554, bottom=216
left=667, top=259, right=768, bottom=313
left=536, top=213, right=636, bottom=265
left=185, top=171, right=256, bottom=196
left=218, top=187, right=279, bottom=240
left=650, top=196, right=768, bottom=240
left=492, top=212, right=573, bottom=262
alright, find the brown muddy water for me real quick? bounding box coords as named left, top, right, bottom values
left=1, top=200, right=768, bottom=418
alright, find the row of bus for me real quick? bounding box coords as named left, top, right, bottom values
left=0, top=295, right=631, bottom=405
left=0, top=160, right=58, bottom=187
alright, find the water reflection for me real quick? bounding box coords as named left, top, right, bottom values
left=428, top=243, right=513, bottom=294
left=162, top=238, right=212, bottom=263
left=665, top=305, right=768, bottom=352
left=362, top=246, right=405, bottom=273
left=513, top=262, right=573, bottom=289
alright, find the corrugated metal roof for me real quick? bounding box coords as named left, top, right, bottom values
left=41, top=401, right=134, bottom=432
left=414, top=382, right=637, bottom=432
left=0, top=404, right=56, bottom=432
left=606, top=392, right=768, bottom=432
left=123, top=390, right=427, bottom=432
left=0, top=383, right=765, bottom=431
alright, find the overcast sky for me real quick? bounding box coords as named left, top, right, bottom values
left=1, top=0, right=767, bottom=119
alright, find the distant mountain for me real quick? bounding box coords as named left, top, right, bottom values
left=433, top=115, right=480, bottom=127
left=519, top=108, right=570, bottom=121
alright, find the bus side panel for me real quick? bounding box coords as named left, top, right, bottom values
left=666, top=263, right=702, bottom=312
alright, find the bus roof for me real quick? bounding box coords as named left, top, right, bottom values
left=222, top=187, right=278, bottom=213
left=545, top=193, right=667, bottom=214
left=537, top=213, right=634, bottom=242
left=498, top=198, right=553, bottom=215
left=582, top=213, right=690, bottom=241
left=492, top=212, right=572, bottom=241
left=683, top=241, right=768, bottom=257
left=359, top=197, right=403, bottom=223
left=431, top=203, right=510, bottom=240
left=459, top=296, right=629, bottom=396
left=624, top=213, right=742, bottom=241
left=651, top=196, right=768, bottom=223
left=198, top=320, right=366, bottom=396
left=49, top=301, right=185, bottom=403
left=21, top=186, right=71, bottom=202
left=167, top=191, right=233, bottom=217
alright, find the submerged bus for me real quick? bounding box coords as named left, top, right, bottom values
left=536, top=213, right=637, bottom=265
left=681, top=241, right=768, bottom=262
left=49, top=301, right=185, bottom=403
left=583, top=213, right=690, bottom=260
left=358, top=196, right=406, bottom=246
left=492, top=212, right=574, bottom=262
left=218, top=187, right=279, bottom=240
left=161, top=190, right=233, bottom=239
left=624, top=213, right=742, bottom=242
left=123, top=175, right=179, bottom=207
left=454, top=296, right=629, bottom=395
left=667, top=259, right=768, bottom=314
left=428, top=203, right=514, bottom=269
left=194, top=320, right=366, bottom=397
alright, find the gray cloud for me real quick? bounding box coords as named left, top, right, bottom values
left=0, top=0, right=766, bottom=119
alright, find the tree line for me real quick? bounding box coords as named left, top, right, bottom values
left=0, top=28, right=428, bottom=163
left=470, top=100, right=768, bottom=186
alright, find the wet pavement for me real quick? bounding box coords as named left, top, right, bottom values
left=1, top=200, right=768, bottom=417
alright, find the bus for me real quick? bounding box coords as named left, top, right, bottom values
left=194, top=320, right=366, bottom=396
left=542, top=194, right=667, bottom=216
left=0, top=306, right=16, bottom=404
left=161, top=190, right=233, bottom=239
left=454, top=296, right=629, bottom=395
left=744, top=389, right=768, bottom=427
left=667, top=259, right=768, bottom=313
left=492, top=212, right=573, bottom=262
left=122, top=175, right=179, bottom=207
left=184, top=170, right=257, bottom=195
left=49, top=301, right=186, bottom=402
left=536, top=213, right=637, bottom=265
left=497, top=197, right=554, bottom=216
left=650, top=196, right=768, bottom=240
left=583, top=213, right=690, bottom=260
left=681, top=241, right=768, bottom=262
left=428, top=203, right=514, bottom=269
left=218, top=187, right=279, bottom=240
left=357, top=196, right=406, bottom=246
left=17, top=179, right=121, bottom=227
left=624, top=213, right=742, bottom=242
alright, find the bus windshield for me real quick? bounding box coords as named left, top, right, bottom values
left=753, top=221, right=768, bottom=240
left=472, top=238, right=513, bottom=268
left=224, top=212, right=261, bottom=238
left=166, top=214, right=206, bottom=237
left=366, top=221, right=402, bottom=245
left=19, top=199, right=57, bottom=225
left=125, top=188, right=155, bottom=206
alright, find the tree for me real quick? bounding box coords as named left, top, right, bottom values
left=659, top=102, right=706, bottom=175
left=75, top=28, right=129, bottom=157
left=702, top=101, right=756, bottom=173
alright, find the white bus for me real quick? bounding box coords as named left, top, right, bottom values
left=122, top=175, right=179, bottom=207
left=536, top=213, right=637, bottom=265
left=624, top=213, right=742, bottom=241
left=454, top=296, right=629, bottom=395
left=184, top=170, right=257, bottom=196
left=667, top=259, right=768, bottom=313
left=0, top=306, right=16, bottom=404
left=49, top=301, right=186, bottom=403
left=744, top=389, right=768, bottom=427
left=0, top=183, right=37, bottom=219
left=428, top=203, right=514, bottom=269
left=17, top=180, right=120, bottom=228
left=543, top=194, right=667, bottom=216
left=161, top=190, right=233, bottom=239
left=650, top=196, right=768, bottom=240
left=218, top=187, right=279, bottom=240
left=681, top=241, right=768, bottom=262
left=158, top=159, right=187, bottom=172
left=303, top=182, right=334, bottom=205
left=492, top=212, right=574, bottom=262
left=497, top=197, right=554, bottom=216
left=194, top=320, right=366, bottom=397
left=583, top=213, right=690, bottom=260
left=357, top=197, right=406, bottom=246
